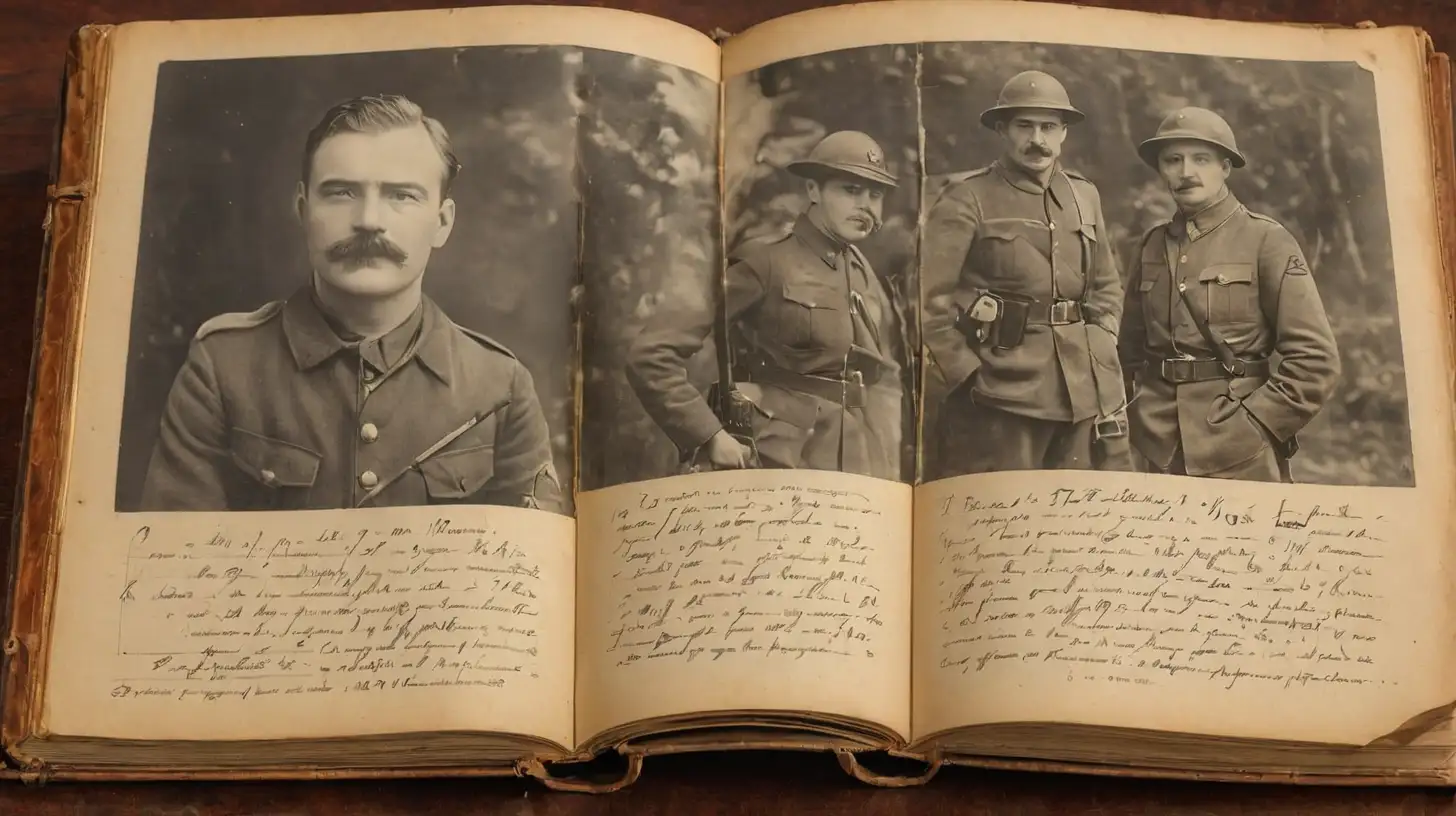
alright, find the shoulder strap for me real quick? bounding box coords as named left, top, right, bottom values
left=1165, top=232, right=1246, bottom=376
left=195, top=300, right=284, bottom=340
left=1061, top=171, right=1092, bottom=226
left=454, top=322, right=518, bottom=359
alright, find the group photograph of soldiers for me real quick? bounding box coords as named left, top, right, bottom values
left=918, top=41, right=1410, bottom=488
left=589, top=40, right=1413, bottom=492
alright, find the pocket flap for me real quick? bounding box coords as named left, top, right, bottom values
left=781, top=280, right=838, bottom=310
left=980, top=219, right=1037, bottom=242
left=1138, top=277, right=1157, bottom=292
left=1076, top=223, right=1098, bottom=242
left=419, top=445, right=496, bottom=500
left=229, top=428, right=321, bottom=488
left=1198, top=263, right=1254, bottom=285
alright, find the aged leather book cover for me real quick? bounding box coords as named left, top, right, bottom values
left=3, top=5, right=1455, bottom=792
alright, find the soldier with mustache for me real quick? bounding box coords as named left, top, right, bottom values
left=627, top=130, right=908, bottom=480
left=922, top=71, right=1132, bottom=477
left=1118, top=107, right=1339, bottom=481
left=139, top=94, right=562, bottom=512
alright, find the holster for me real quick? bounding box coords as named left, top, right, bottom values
left=706, top=381, right=756, bottom=444
left=685, top=382, right=760, bottom=471
left=989, top=295, right=1033, bottom=349
left=953, top=292, right=1034, bottom=350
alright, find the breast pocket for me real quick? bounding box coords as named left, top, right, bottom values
left=228, top=427, right=321, bottom=510
left=777, top=279, right=849, bottom=351
left=1198, top=263, right=1258, bottom=325
left=419, top=444, right=496, bottom=503
left=976, top=221, right=1043, bottom=287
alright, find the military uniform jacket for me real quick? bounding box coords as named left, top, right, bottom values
left=1117, top=191, right=1340, bottom=476
left=921, top=161, right=1125, bottom=423
left=627, top=215, right=905, bottom=478
left=139, top=287, right=563, bottom=512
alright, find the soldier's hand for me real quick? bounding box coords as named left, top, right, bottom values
left=706, top=430, right=753, bottom=469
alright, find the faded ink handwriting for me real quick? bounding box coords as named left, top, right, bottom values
left=109, top=517, right=546, bottom=703
left=600, top=483, right=887, bottom=667
left=930, top=485, right=1391, bottom=692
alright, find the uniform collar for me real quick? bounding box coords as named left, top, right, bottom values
left=793, top=213, right=849, bottom=268
left=1168, top=187, right=1241, bottom=241
left=282, top=286, right=454, bottom=384
left=992, top=159, right=1070, bottom=208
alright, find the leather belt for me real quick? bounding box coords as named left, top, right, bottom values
left=746, top=363, right=867, bottom=408
left=994, top=294, right=1084, bottom=326
left=1158, top=356, right=1270, bottom=384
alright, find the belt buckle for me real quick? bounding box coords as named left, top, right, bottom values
left=1160, top=357, right=1193, bottom=383
left=1050, top=300, right=1076, bottom=325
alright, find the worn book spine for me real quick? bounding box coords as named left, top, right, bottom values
left=0, top=24, right=116, bottom=784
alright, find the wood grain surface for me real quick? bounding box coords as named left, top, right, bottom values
left=2, top=0, right=1455, bottom=812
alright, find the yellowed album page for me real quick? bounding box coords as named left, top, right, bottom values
left=575, top=471, right=912, bottom=744
left=41, top=5, right=719, bottom=751
left=727, top=1, right=1456, bottom=746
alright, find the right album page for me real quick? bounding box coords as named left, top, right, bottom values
left=726, top=0, right=1456, bottom=750
left=899, top=1, right=1456, bottom=748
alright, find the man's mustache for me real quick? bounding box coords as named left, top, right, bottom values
left=1175, top=180, right=1203, bottom=192
left=326, top=232, right=409, bottom=266
left=1023, top=143, right=1054, bottom=158
left=847, top=212, right=881, bottom=232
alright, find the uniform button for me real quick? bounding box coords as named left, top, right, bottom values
left=360, top=423, right=379, bottom=443
left=359, top=470, right=379, bottom=489
left=260, top=469, right=277, bottom=486
left=1216, top=275, right=1228, bottom=284
left=362, top=369, right=377, bottom=383
left=1180, top=255, right=1188, bottom=263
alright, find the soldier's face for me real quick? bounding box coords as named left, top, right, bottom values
left=998, top=111, right=1067, bottom=175
left=298, top=125, right=456, bottom=300
left=807, top=176, right=885, bottom=243
left=1156, top=141, right=1232, bottom=211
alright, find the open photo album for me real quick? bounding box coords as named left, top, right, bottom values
left=5, top=0, right=1456, bottom=790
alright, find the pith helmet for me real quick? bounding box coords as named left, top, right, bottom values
left=786, top=130, right=899, bottom=188
left=1137, top=106, right=1246, bottom=168
left=979, top=70, right=1085, bottom=129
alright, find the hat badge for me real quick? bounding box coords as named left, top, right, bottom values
left=866, top=148, right=882, bottom=165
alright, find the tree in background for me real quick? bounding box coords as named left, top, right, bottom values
left=578, top=52, right=720, bottom=491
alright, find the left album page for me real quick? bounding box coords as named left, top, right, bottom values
left=574, top=24, right=914, bottom=749
left=34, top=6, right=719, bottom=756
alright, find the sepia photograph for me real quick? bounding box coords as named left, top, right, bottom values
left=575, top=52, right=721, bottom=493
left=581, top=44, right=922, bottom=491
left=115, top=45, right=596, bottom=516
left=918, top=42, right=1412, bottom=488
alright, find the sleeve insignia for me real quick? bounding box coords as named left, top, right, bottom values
left=1283, top=255, right=1309, bottom=276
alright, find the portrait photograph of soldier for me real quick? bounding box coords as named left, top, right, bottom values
left=579, top=45, right=921, bottom=490
left=919, top=41, right=1413, bottom=488
left=115, top=45, right=697, bottom=516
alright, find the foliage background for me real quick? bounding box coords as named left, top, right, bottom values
left=722, top=44, right=924, bottom=484
left=577, top=54, right=720, bottom=492
left=118, top=45, right=595, bottom=513
left=920, top=42, right=1412, bottom=487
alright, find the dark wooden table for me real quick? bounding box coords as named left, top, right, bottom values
left=3, top=0, right=1456, bottom=812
